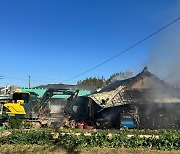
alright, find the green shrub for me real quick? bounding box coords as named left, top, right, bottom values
left=0, top=130, right=53, bottom=145
left=8, top=118, right=22, bottom=129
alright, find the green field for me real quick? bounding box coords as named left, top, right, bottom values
left=0, top=128, right=179, bottom=154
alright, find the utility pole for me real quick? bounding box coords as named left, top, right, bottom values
left=0, top=75, right=3, bottom=88
left=28, top=75, right=31, bottom=88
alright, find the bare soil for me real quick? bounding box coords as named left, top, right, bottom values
left=0, top=145, right=179, bottom=154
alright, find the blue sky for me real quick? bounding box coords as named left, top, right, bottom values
left=0, top=0, right=179, bottom=87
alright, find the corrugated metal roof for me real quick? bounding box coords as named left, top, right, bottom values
left=89, top=86, right=128, bottom=108
left=20, top=88, right=46, bottom=97
left=20, top=88, right=91, bottom=98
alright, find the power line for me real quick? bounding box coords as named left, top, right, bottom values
left=31, top=75, right=62, bottom=81
left=62, top=17, right=180, bottom=83
left=149, top=68, right=180, bottom=89
left=1, top=75, right=61, bottom=88
left=4, top=76, right=28, bottom=81
left=161, top=69, right=180, bottom=82
left=2, top=76, right=52, bottom=87
left=3, top=75, right=58, bottom=83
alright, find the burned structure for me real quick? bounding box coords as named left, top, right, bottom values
left=84, top=67, right=180, bottom=129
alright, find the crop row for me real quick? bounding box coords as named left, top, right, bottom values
left=0, top=129, right=179, bottom=150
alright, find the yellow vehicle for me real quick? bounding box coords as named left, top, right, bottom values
left=4, top=92, right=29, bottom=115
left=2, top=89, right=79, bottom=127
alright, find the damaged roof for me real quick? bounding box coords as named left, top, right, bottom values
left=100, top=67, right=171, bottom=92
left=89, top=67, right=180, bottom=108
left=89, top=86, right=130, bottom=108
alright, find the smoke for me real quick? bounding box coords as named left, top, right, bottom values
left=147, top=3, right=180, bottom=87
left=138, top=3, right=180, bottom=128
left=145, top=8, right=180, bottom=127
left=141, top=84, right=180, bottom=128
left=148, top=24, right=180, bottom=86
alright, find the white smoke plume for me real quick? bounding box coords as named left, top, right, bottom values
left=147, top=21, right=180, bottom=86
left=147, top=1, right=180, bottom=86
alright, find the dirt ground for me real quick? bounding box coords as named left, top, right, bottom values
left=0, top=145, right=179, bottom=154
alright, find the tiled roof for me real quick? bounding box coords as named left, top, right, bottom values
left=89, top=68, right=180, bottom=108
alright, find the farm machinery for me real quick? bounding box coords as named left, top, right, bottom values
left=1, top=88, right=79, bottom=128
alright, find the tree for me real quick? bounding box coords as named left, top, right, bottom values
left=76, top=71, right=133, bottom=87
left=76, top=77, right=105, bottom=88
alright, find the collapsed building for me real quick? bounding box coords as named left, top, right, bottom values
left=69, top=67, right=180, bottom=129
left=1, top=69, right=180, bottom=129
